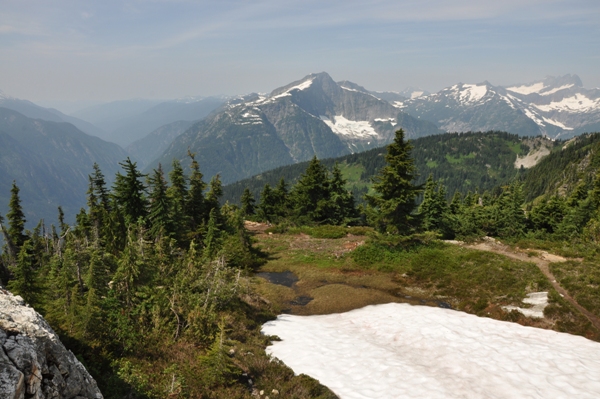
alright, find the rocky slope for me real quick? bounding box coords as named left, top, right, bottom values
left=0, top=287, right=103, bottom=399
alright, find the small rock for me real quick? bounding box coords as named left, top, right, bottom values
left=271, top=389, right=279, bottom=395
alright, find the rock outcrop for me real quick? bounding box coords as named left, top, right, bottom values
left=0, top=287, right=103, bottom=399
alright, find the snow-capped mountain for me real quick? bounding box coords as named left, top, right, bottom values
left=395, top=75, right=600, bottom=139
left=505, top=75, right=600, bottom=138
left=151, top=72, right=440, bottom=184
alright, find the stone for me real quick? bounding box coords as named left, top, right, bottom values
left=0, top=288, right=103, bottom=399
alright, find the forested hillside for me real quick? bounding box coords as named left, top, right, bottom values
left=223, top=131, right=538, bottom=205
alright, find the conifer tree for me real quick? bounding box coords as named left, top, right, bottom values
left=290, top=156, right=330, bottom=224
left=204, top=208, right=221, bottom=259
left=167, top=159, right=189, bottom=242
left=91, top=163, right=111, bottom=211
left=112, top=158, right=148, bottom=225
left=187, top=151, right=207, bottom=231
left=272, top=178, right=290, bottom=219
left=240, top=188, right=256, bottom=217
left=327, top=163, right=358, bottom=225
left=148, top=164, right=174, bottom=239
left=257, top=184, right=276, bottom=223
left=365, top=130, right=420, bottom=234
left=206, top=175, right=223, bottom=213
left=7, top=181, right=27, bottom=248
left=419, top=175, right=442, bottom=231
left=8, top=240, right=38, bottom=305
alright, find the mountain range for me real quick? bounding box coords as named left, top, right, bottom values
left=0, top=107, right=128, bottom=226
left=151, top=72, right=441, bottom=184
left=395, top=74, right=600, bottom=139
left=70, top=96, right=226, bottom=147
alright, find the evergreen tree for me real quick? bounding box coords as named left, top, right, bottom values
left=240, top=188, right=256, bottom=217
left=272, top=178, right=290, bottom=219
left=365, top=130, right=421, bottom=234
left=148, top=164, right=175, bottom=239
left=112, top=158, right=148, bottom=225
left=187, top=151, right=207, bottom=231
left=419, top=174, right=450, bottom=233
left=8, top=240, right=38, bottom=305
left=290, top=156, right=331, bottom=224
left=168, top=159, right=189, bottom=242
left=204, top=208, right=221, bottom=259
left=327, top=163, right=358, bottom=225
left=257, top=184, right=277, bottom=223
left=7, top=181, right=27, bottom=248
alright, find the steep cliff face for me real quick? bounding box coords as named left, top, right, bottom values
left=0, top=288, right=103, bottom=399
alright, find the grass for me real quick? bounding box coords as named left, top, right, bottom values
left=550, top=259, right=600, bottom=319
left=338, top=161, right=365, bottom=183
left=445, top=153, right=476, bottom=164
left=251, top=230, right=600, bottom=340
left=508, top=141, right=525, bottom=155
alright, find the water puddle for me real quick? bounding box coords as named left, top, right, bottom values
left=291, top=296, right=313, bottom=306
left=257, top=271, right=298, bottom=287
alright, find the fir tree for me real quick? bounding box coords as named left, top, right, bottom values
left=7, top=181, right=27, bottom=248
left=8, top=240, right=38, bottom=305
left=187, top=151, right=207, bottom=231
left=257, top=184, right=276, bottom=223
left=240, top=188, right=256, bottom=217
left=112, top=158, right=148, bottom=225
left=148, top=164, right=174, bottom=239
left=290, top=156, right=330, bottom=224
left=327, top=163, right=358, bottom=225
left=167, top=159, right=189, bottom=242
left=419, top=175, right=444, bottom=231
left=272, top=178, right=290, bottom=219
left=365, top=130, right=421, bottom=234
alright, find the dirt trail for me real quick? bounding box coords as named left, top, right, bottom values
left=457, top=238, right=600, bottom=331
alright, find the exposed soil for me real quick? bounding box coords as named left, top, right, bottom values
left=457, top=237, right=600, bottom=332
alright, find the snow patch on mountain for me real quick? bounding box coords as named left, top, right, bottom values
left=236, top=110, right=263, bottom=125
left=374, top=117, right=397, bottom=126
left=340, top=86, right=380, bottom=100
left=533, top=94, right=600, bottom=113
left=542, top=117, right=573, bottom=130
left=320, top=115, right=378, bottom=139
left=540, top=84, right=575, bottom=96
left=458, top=84, right=488, bottom=104
left=507, top=82, right=546, bottom=95
left=523, top=108, right=546, bottom=127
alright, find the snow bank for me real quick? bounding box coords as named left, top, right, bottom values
left=262, top=303, right=600, bottom=399
left=533, top=94, right=600, bottom=113
left=320, top=115, right=378, bottom=139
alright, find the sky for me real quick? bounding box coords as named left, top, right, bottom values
left=1, top=0, right=599, bottom=109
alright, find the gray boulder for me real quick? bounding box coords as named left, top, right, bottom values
left=0, top=287, right=103, bottom=399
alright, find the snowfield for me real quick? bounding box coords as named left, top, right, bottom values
left=262, top=303, right=600, bottom=399
left=320, top=115, right=379, bottom=138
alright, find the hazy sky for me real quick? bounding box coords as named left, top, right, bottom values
left=1, top=0, right=599, bottom=106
